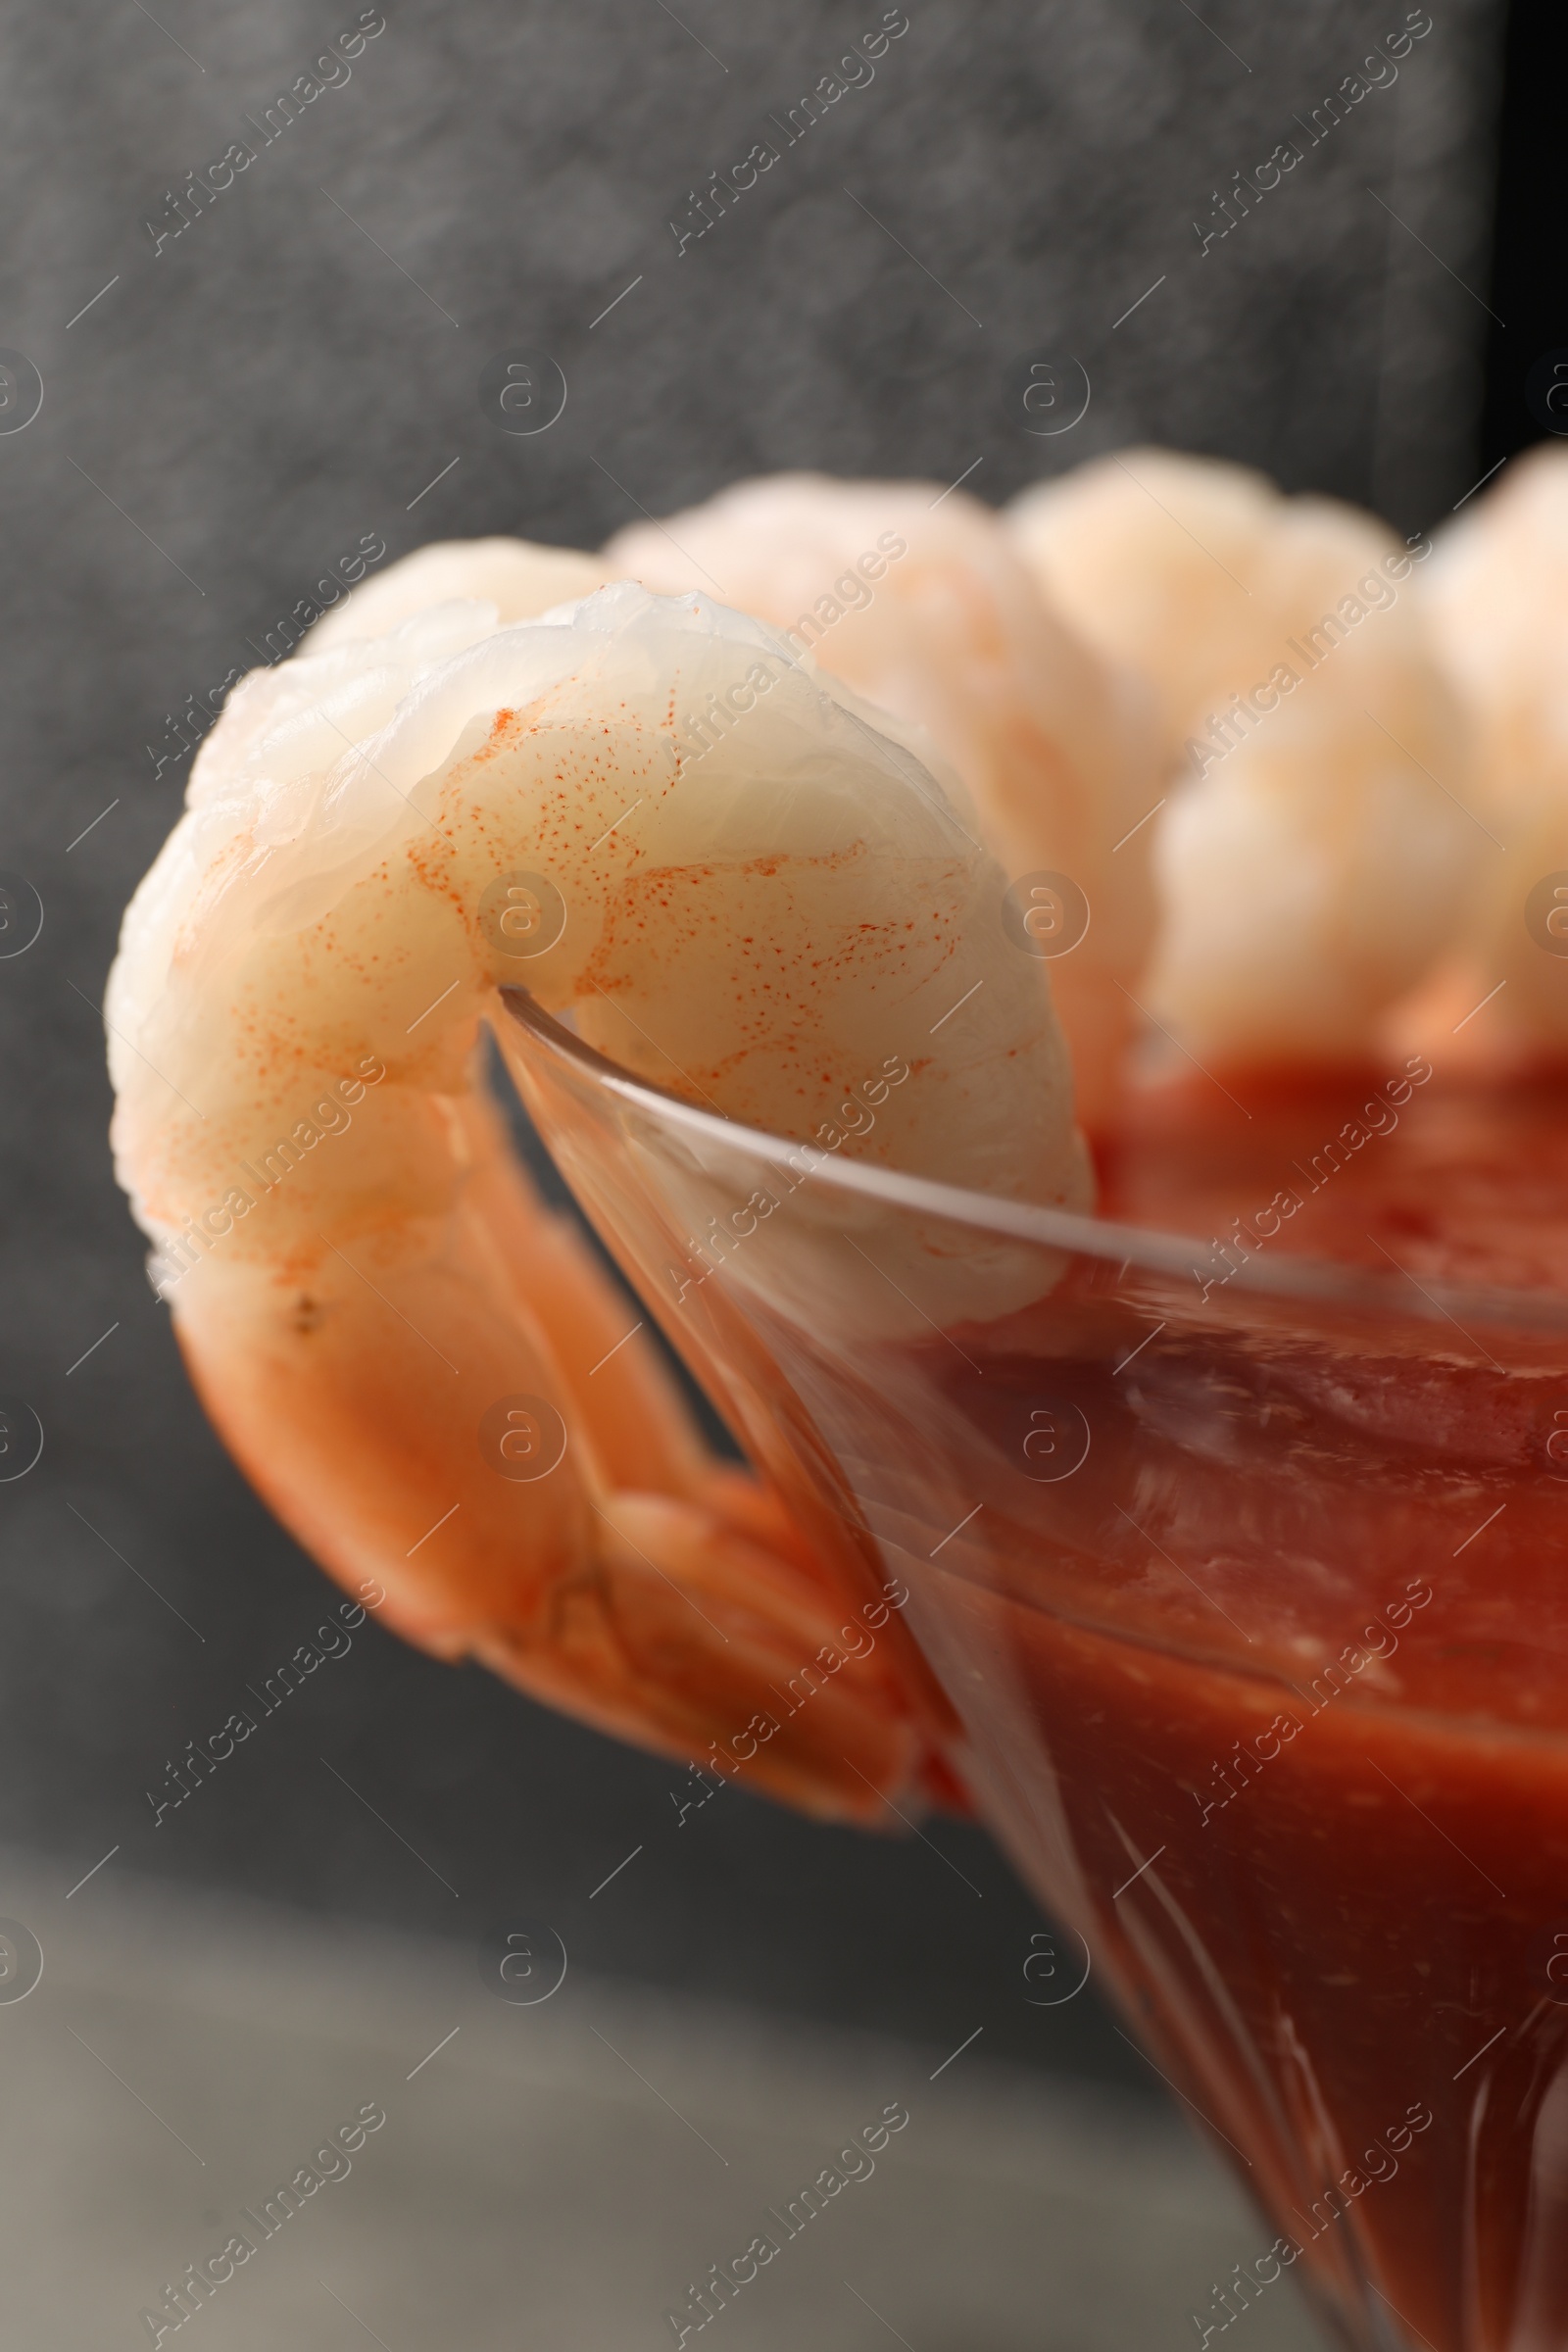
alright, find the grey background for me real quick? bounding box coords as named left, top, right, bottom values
left=0, top=0, right=1502, bottom=2088
left=0, top=1849, right=1330, bottom=2352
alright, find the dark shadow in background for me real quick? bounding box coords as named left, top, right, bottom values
left=1481, top=0, right=1568, bottom=465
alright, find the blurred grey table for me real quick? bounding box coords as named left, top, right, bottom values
left=0, top=1849, right=1327, bottom=2351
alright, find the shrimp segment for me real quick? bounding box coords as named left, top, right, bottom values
left=605, top=474, right=1159, bottom=1125
left=306, top=488, right=1157, bottom=1121
left=1009, top=449, right=1474, bottom=1068
left=109, top=584, right=1082, bottom=1818
left=305, top=536, right=608, bottom=650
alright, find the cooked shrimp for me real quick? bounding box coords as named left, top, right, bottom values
left=1420, top=443, right=1568, bottom=1052
left=107, top=584, right=1084, bottom=1818
left=1009, top=448, right=1475, bottom=1068
left=604, top=474, right=1159, bottom=1125
left=306, top=536, right=607, bottom=649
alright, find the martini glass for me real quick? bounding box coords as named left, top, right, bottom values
left=497, top=987, right=1568, bottom=2352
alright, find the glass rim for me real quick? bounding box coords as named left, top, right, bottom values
left=499, top=986, right=1568, bottom=1340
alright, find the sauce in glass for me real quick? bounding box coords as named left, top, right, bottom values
left=901, top=1067, right=1568, bottom=2351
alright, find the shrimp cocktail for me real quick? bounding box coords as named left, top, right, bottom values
left=107, top=443, right=1568, bottom=2352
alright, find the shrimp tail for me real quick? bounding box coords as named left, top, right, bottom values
left=171, top=1084, right=964, bottom=1823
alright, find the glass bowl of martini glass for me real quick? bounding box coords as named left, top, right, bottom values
left=500, top=984, right=1568, bottom=2352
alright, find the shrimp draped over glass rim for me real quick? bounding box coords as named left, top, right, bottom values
left=107, top=581, right=1086, bottom=1820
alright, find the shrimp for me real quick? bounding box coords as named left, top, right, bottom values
left=306, top=536, right=608, bottom=649
left=603, top=474, right=1160, bottom=1126
left=107, top=583, right=1084, bottom=1819
left=1009, top=448, right=1475, bottom=1069
left=1419, top=443, right=1568, bottom=1053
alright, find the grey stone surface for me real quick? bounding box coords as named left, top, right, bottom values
left=0, top=1850, right=1329, bottom=2350
left=0, top=0, right=1501, bottom=2171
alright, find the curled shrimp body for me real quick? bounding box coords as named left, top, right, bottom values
left=108, top=584, right=1083, bottom=1818
left=604, top=473, right=1159, bottom=1126
left=1009, top=449, right=1474, bottom=1069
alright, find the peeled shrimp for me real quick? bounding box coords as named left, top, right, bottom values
left=604, top=473, right=1159, bottom=1126
left=107, top=583, right=1082, bottom=1818
left=1420, top=444, right=1568, bottom=1051
left=306, top=536, right=607, bottom=649
left=1009, top=448, right=1475, bottom=1068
